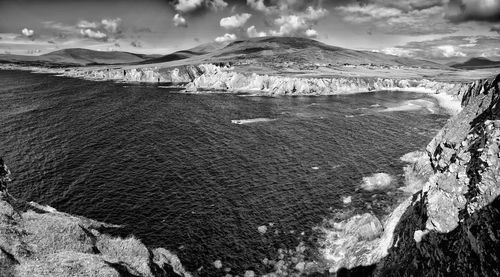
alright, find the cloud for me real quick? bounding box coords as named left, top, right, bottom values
left=220, top=13, right=252, bottom=29
left=77, top=20, right=98, bottom=29
left=305, top=28, right=318, bottom=37
left=375, top=47, right=415, bottom=57
left=80, top=29, right=107, bottom=40
left=436, top=45, right=466, bottom=57
left=336, top=4, right=402, bottom=20
left=376, top=36, right=500, bottom=61
left=173, top=13, right=188, bottom=27
left=246, top=0, right=267, bottom=12
left=174, top=0, right=227, bottom=13
left=247, top=25, right=267, bottom=37
left=21, top=28, right=34, bottom=37
left=208, top=0, right=228, bottom=11
left=175, top=0, right=204, bottom=13
left=215, top=33, right=237, bottom=42
left=337, top=3, right=457, bottom=35
left=101, top=18, right=122, bottom=33
left=269, top=6, right=328, bottom=36
left=446, top=0, right=500, bottom=22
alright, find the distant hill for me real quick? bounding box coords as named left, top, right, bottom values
left=0, top=48, right=160, bottom=67
left=451, top=57, right=500, bottom=69
left=202, top=37, right=448, bottom=69
left=0, top=37, right=451, bottom=71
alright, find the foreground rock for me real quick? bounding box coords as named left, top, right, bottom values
left=0, top=192, right=191, bottom=277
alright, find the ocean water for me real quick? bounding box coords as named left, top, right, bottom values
left=0, top=70, right=449, bottom=275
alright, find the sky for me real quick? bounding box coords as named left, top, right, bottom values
left=0, top=0, right=499, bottom=62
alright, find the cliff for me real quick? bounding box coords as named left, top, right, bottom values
left=0, top=192, right=192, bottom=277
left=332, top=74, right=500, bottom=276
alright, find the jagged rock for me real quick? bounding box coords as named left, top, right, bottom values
left=344, top=213, right=384, bottom=241
left=0, top=192, right=191, bottom=277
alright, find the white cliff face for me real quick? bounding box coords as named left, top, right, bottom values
left=59, top=66, right=200, bottom=83
left=184, top=64, right=471, bottom=99
left=0, top=63, right=471, bottom=100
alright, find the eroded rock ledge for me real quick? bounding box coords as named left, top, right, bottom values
left=0, top=193, right=192, bottom=277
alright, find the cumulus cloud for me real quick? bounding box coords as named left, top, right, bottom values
left=172, top=0, right=227, bottom=28
left=208, top=0, right=228, bottom=11
left=437, top=45, right=466, bottom=57
left=101, top=18, right=122, bottom=33
left=215, top=33, right=237, bottom=42
left=269, top=6, right=328, bottom=36
left=80, top=29, right=107, bottom=40
left=175, top=0, right=204, bottom=13
left=246, top=0, right=267, bottom=13
left=247, top=25, right=267, bottom=37
left=21, top=28, right=34, bottom=37
left=174, top=0, right=227, bottom=13
left=305, top=28, right=318, bottom=37
left=173, top=13, right=188, bottom=27
left=220, top=13, right=252, bottom=29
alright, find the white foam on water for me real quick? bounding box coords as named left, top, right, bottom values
left=360, top=173, right=394, bottom=191
left=231, top=118, right=276, bottom=124
left=400, top=150, right=427, bottom=163
left=318, top=196, right=413, bottom=272
left=428, top=93, right=462, bottom=115
left=381, top=99, right=437, bottom=113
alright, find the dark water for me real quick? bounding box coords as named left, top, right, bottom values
left=0, top=70, right=448, bottom=275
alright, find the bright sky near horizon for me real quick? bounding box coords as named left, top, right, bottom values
left=0, top=0, right=499, bottom=62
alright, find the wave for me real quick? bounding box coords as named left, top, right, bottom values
left=318, top=195, right=414, bottom=272
left=231, top=118, right=276, bottom=124
left=360, top=173, right=394, bottom=191
left=381, top=99, right=437, bottom=113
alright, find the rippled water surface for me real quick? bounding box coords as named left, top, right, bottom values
left=0, top=70, right=449, bottom=275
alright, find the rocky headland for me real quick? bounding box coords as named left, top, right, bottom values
left=319, top=73, right=500, bottom=276
left=0, top=191, right=192, bottom=277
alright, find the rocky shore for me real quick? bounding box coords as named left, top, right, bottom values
left=0, top=192, right=192, bottom=277
left=326, top=73, right=500, bottom=276
left=0, top=63, right=471, bottom=97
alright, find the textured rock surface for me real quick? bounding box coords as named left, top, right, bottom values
left=184, top=64, right=470, bottom=96
left=0, top=192, right=191, bottom=277
left=350, top=74, right=500, bottom=276
left=326, top=74, right=500, bottom=276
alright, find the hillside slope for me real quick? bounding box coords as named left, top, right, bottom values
left=451, top=57, right=500, bottom=69
left=0, top=48, right=157, bottom=67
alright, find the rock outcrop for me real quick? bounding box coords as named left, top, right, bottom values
left=335, top=74, right=500, bottom=276
left=184, top=64, right=470, bottom=96
left=0, top=192, right=191, bottom=277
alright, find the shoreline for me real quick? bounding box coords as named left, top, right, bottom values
left=1, top=63, right=467, bottom=115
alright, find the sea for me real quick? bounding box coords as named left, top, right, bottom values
left=0, top=70, right=449, bottom=276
